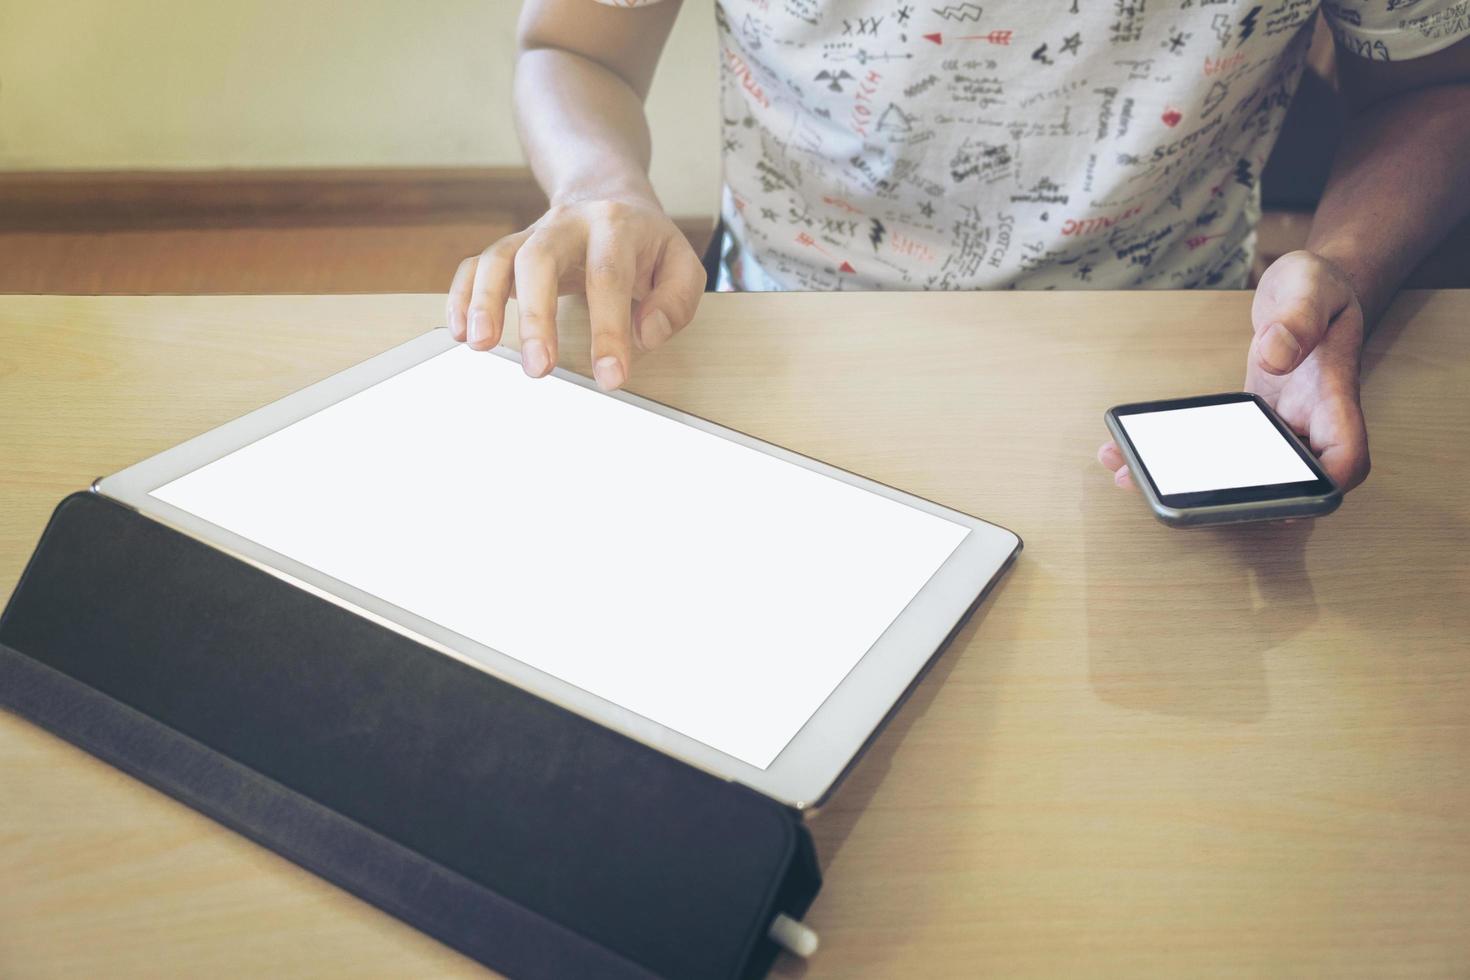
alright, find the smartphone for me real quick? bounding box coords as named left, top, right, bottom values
left=1104, top=392, right=1341, bottom=528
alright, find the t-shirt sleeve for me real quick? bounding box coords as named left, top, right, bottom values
left=590, top=0, right=670, bottom=6
left=1321, top=0, right=1470, bottom=61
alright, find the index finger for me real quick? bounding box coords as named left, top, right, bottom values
left=514, top=231, right=580, bottom=378
left=1312, top=402, right=1372, bottom=492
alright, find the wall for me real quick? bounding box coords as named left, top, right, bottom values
left=0, top=0, right=721, bottom=216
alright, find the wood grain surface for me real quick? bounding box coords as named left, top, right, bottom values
left=2, top=291, right=1468, bottom=978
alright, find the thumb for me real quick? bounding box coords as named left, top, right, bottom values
left=634, top=241, right=707, bottom=351
left=1250, top=251, right=1355, bottom=376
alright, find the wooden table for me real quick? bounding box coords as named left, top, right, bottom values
left=2, top=292, right=1468, bottom=978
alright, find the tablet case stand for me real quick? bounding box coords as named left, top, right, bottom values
left=0, top=492, right=821, bottom=979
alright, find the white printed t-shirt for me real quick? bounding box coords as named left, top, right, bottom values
left=595, top=0, right=1469, bottom=291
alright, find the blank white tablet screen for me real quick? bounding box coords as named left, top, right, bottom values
left=152, top=346, right=969, bottom=769
left=1117, top=400, right=1316, bottom=496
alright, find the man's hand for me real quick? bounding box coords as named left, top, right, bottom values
left=1098, top=250, right=1371, bottom=493
left=1102, top=34, right=1470, bottom=494
left=446, top=195, right=706, bottom=390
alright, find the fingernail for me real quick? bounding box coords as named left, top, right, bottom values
left=594, top=356, right=625, bottom=391
left=522, top=339, right=550, bottom=377
left=469, top=309, right=487, bottom=345
left=637, top=310, right=673, bottom=349
left=1262, top=322, right=1301, bottom=373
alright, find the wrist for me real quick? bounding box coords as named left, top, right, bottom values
left=550, top=174, right=662, bottom=212
left=1301, top=240, right=1382, bottom=331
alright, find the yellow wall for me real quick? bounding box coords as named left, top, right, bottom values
left=0, top=0, right=721, bottom=215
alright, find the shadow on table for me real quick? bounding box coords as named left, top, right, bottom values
left=769, top=567, right=1023, bottom=978
left=800, top=565, right=1024, bottom=852
left=1080, top=474, right=1320, bottom=723
left=1362, top=289, right=1433, bottom=379
left=1305, top=480, right=1470, bottom=647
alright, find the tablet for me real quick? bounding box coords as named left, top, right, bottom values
left=98, top=330, right=1020, bottom=809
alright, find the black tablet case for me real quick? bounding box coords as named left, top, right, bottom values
left=0, top=492, right=821, bottom=979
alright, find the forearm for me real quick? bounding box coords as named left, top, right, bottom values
left=514, top=47, right=662, bottom=209
left=1306, top=82, right=1470, bottom=328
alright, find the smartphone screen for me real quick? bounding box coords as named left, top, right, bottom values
left=1116, top=399, right=1315, bottom=495
left=1110, top=393, right=1335, bottom=509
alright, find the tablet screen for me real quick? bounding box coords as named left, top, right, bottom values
left=152, top=346, right=969, bottom=769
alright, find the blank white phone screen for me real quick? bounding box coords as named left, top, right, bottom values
left=152, top=345, right=970, bottom=769
left=1117, top=400, right=1316, bottom=496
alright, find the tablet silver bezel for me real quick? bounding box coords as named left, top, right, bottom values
left=97, top=329, right=1021, bottom=809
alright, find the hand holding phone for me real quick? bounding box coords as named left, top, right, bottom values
left=1103, top=392, right=1341, bottom=528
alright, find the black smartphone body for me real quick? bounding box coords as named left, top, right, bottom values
left=1104, top=392, right=1342, bottom=528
